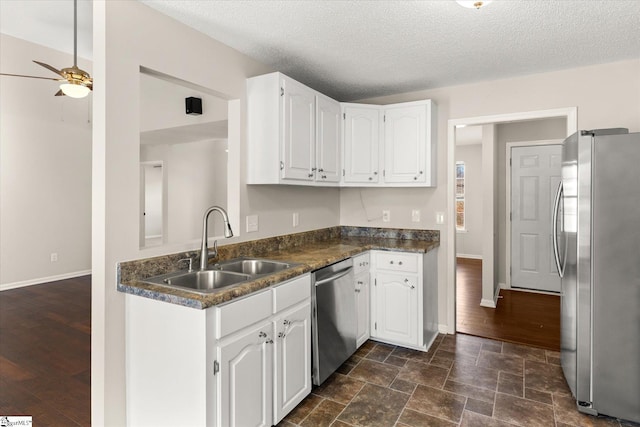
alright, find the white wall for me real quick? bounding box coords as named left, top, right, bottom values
left=341, top=58, right=640, bottom=334
left=455, top=143, right=483, bottom=258
left=92, top=2, right=341, bottom=424
left=0, top=34, right=92, bottom=289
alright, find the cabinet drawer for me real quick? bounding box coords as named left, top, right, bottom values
left=216, top=289, right=272, bottom=338
left=375, top=252, right=419, bottom=273
left=352, top=252, right=370, bottom=276
left=273, top=274, right=311, bottom=313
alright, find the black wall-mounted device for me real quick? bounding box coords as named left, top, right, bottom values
left=185, top=97, right=202, bottom=115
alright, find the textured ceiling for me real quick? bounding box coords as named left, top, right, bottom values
left=2, top=0, right=639, bottom=101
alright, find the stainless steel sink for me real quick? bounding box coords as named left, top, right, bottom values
left=214, top=257, right=294, bottom=276
left=141, top=257, right=298, bottom=294
left=143, top=270, right=250, bottom=293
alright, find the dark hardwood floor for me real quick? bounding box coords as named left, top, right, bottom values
left=456, top=258, right=561, bottom=351
left=0, top=276, right=91, bottom=426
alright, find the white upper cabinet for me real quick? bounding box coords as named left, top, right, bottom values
left=383, top=103, right=428, bottom=184
left=343, top=105, right=380, bottom=184
left=343, top=100, right=436, bottom=187
left=282, top=78, right=315, bottom=181
left=247, top=72, right=436, bottom=187
left=247, top=72, right=340, bottom=186
left=315, top=95, right=341, bottom=183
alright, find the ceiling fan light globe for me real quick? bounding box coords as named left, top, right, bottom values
left=60, top=82, right=90, bottom=98
left=456, top=0, right=493, bottom=9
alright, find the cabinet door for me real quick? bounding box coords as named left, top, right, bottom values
left=355, top=272, right=370, bottom=348
left=273, top=302, right=311, bottom=424
left=219, top=321, right=274, bottom=427
left=383, top=105, right=427, bottom=183
left=282, top=77, right=315, bottom=181
left=316, top=95, right=341, bottom=183
left=343, top=106, right=380, bottom=183
left=372, top=273, right=418, bottom=346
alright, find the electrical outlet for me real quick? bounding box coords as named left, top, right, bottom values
left=292, top=212, right=299, bottom=227
left=50, top=252, right=58, bottom=262
left=246, top=215, right=258, bottom=232
left=382, top=210, right=391, bottom=222
left=411, top=209, right=421, bottom=222
left=436, top=212, right=445, bottom=224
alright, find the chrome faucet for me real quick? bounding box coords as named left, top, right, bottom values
left=199, top=206, right=234, bottom=271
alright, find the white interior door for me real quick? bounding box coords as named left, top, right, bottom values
left=511, top=144, right=561, bottom=292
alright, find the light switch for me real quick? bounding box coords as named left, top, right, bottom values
left=436, top=212, right=445, bottom=224
left=411, top=209, right=421, bottom=222
left=246, top=215, right=258, bottom=232
left=292, top=212, right=299, bottom=227
left=382, top=210, right=391, bottom=222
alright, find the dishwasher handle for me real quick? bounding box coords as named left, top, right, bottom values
left=315, top=267, right=353, bottom=286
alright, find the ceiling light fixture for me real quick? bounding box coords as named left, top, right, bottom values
left=456, top=1, right=493, bottom=9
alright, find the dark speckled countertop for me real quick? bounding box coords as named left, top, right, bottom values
left=117, top=227, right=439, bottom=310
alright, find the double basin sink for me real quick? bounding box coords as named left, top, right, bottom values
left=142, top=257, right=297, bottom=294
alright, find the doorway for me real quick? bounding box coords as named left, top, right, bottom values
left=140, top=161, right=164, bottom=247
left=446, top=108, right=578, bottom=337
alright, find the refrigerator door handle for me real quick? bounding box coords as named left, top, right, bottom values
left=552, top=181, right=565, bottom=278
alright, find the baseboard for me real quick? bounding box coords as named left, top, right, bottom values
left=479, top=284, right=501, bottom=308
left=438, top=324, right=451, bottom=334
left=0, top=269, right=91, bottom=291
left=480, top=298, right=496, bottom=308
left=456, top=254, right=482, bottom=260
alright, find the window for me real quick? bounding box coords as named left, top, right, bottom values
left=456, top=161, right=465, bottom=230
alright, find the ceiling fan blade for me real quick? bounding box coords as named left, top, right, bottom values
left=0, top=72, right=60, bottom=81
left=54, top=89, right=65, bottom=97
left=33, top=60, right=66, bottom=78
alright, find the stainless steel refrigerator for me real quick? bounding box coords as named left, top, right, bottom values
left=553, top=128, right=640, bottom=423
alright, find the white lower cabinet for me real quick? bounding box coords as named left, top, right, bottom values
left=353, top=252, right=371, bottom=348
left=215, top=274, right=311, bottom=427
left=218, top=320, right=274, bottom=427
left=370, top=250, right=428, bottom=349
left=372, top=272, right=418, bottom=346
left=125, top=274, right=311, bottom=427
left=273, top=302, right=311, bottom=423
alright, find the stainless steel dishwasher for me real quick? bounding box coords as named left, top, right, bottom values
left=311, top=258, right=356, bottom=385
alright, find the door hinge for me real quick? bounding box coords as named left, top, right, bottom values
left=509, top=157, right=512, bottom=167
left=374, top=278, right=377, bottom=286
left=343, top=113, right=346, bottom=120
left=383, top=170, right=386, bottom=177
left=383, top=115, right=386, bottom=123
left=374, top=322, right=377, bottom=330
left=342, top=169, right=345, bottom=177
left=280, top=87, right=284, bottom=97
left=213, top=360, right=219, bottom=375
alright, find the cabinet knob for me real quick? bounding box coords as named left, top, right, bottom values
left=414, top=176, right=418, bottom=180
left=389, top=261, right=394, bottom=264
left=368, top=177, right=373, bottom=181
left=355, top=289, right=361, bottom=293
left=374, top=171, right=378, bottom=175
left=399, top=261, right=403, bottom=265
left=404, top=278, right=409, bottom=283
left=259, top=331, right=267, bottom=338
left=308, top=173, right=314, bottom=177
left=318, top=168, right=324, bottom=172
left=322, top=175, right=327, bottom=179
left=357, top=281, right=364, bottom=285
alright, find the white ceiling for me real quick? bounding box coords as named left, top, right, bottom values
left=1, top=0, right=639, bottom=101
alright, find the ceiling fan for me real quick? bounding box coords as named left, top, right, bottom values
left=0, top=0, right=92, bottom=98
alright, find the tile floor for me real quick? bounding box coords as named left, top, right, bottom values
left=278, top=334, right=639, bottom=427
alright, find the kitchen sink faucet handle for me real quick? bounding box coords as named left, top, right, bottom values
left=178, top=257, right=194, bottom=272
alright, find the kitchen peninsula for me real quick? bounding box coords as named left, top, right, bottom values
left=118, top=226, right=439, bottom=426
